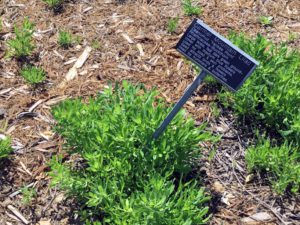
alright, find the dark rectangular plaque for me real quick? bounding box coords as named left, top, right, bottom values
left=176, top=19, right=259, bottom=91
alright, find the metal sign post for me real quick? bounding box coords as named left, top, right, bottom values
left=153, top=19, right=259, bottom=139
left=153, top=70, right=207, bottom=139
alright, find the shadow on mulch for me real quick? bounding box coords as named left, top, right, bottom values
left=0, top=158, right=14, bottom=196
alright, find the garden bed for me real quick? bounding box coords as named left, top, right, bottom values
left=0, top=0, right=299, bottom=224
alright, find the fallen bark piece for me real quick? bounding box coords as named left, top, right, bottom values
left=64, top=57, right=77, bottom=65
left=53, top=50, right=64, bottom=60
left=16, top=112, right=38, bottom=120
left=28, top=99, right=44, bottom=112
left=38, top=220, right=51, bottom=225
left=241, top=212, right=272, bottom=224
left=7, top=205, right=29, bottom=224
left=45, top=96, right=68, bottom=106
left=9, top=183, right=35, bottom=198
left=122, top=33, right=134, bottom=44
left=0, top=88, right=12, bottom=95
left=65, top=67, right=78, bottom=82
left=137, top=43, right=145, bottom=56
left=74, top=46, right=92, bottom=69
left=83, top=6, right=93, bottom=13
left=20, top=161, right=33, bottom=176
left=5, top=212, right=21, bottom=223
left=221, top=192, right=235, bottom=206
left=64, top=46, right=92, bottom=82
left=245, top=174, right=254, bottom=183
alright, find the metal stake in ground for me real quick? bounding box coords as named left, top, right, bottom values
left=153, top=70, right=207, bottom=139
left=153, top=19, right=259, bottom=139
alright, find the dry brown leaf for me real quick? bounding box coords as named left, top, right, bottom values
left=213, top=181, right=225, bottom=193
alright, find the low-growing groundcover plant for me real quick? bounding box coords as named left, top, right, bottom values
left=20, top=65, right=46, bottom=85
left=0, top=137, right=12, bottom=159
left=246, top=139, right=300, bottom=194
left=220, top=33, right=300, bottom=193
left=50, top=82, right=216, bottom=224
left=7, top=17, right=35, bottom=58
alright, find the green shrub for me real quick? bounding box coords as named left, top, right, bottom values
left=246, top=139, right=300, bottom=194
left=0, top=137, right=12, bottom=159
left=167, top=17, right=179, bottom=33
left=50, top=81, right=215, bottom=223
left=58, top=30, right=73, bottom=48
left=43, top=0, right=63, bottom=8
left=220, top=33, right=300, bottom=145
left=20, top=66, right=46, bottom=85
left=7, top=17, right=35, bottom=58
left=102, top=174, right=210, bottom=225
left=182, top=0, right=202, bottom=16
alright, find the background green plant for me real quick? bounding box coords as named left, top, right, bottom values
left=219, top=33, right=300, bottom=194
left=182, top=0, right=202, bottom=16
left=7, top=17, right=35, bottom=58
left=191, top=63, right=218, bottom=86
left=58, top=30, right=73, bottom=48
left=288, top=32, right=299, bottom=43
left=21, top=187, right=37, bottom=205
left=91, top=40, right=101, bottom=50
left=258, top=16, right=273, bottom=26
left=50, top=81, right=216, bottom=224
left=221, top=33, right=300, bottom=145
left=20, top=66, right=46, bottom=85
left=0, top=137, right=12, bottom=159
left=167, top=17, right=179, bottom=33
left=43, top=0, right=64, bottom=8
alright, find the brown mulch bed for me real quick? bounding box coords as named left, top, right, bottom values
left=0, top=0, right=299, bottom=224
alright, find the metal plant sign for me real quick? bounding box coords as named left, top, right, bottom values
left=153, top=19, right=259, bottom=139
